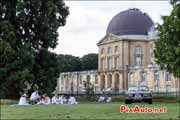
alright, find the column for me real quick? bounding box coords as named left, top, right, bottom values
left=112, top=73, right=115, bottom=90
left=105, top=74, right=108, bottom=89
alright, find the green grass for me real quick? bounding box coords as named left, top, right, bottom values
left=0, top=102, right=179, bottom=119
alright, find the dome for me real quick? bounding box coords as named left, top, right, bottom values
left=106, top=8, right=154, bottom=36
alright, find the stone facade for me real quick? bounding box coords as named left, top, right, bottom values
left=56, top=33, right=179, bottom=94
left=96, top=34, right=178, bottom=93
left=56, top=8, right=179, bottom=94
left=56, top=70, right=100, bottom=94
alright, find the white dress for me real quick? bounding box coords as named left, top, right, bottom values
left=52, top=96, right=59, bottom=104
left=18, top=97, right=29, bottom=105
left=68, top=97, right=78, bottom=104
left=30, top=91, right=40, bottom=101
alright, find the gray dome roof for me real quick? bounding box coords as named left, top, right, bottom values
left=106, top=8, right=154, bottom=36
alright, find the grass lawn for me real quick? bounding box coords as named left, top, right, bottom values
left=0, top=102, right=179, bottom=119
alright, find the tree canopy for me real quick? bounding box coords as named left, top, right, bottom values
left=154, top=0, right=180, bottom=78
left=0, top=0, right=69, bottom=98
left=57, top=53, right=98, bottom=73
left=81, top=53, right=98, bottom=71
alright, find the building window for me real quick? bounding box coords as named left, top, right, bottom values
left=101, top=58, right=105, bottom=70
left=95, top=75, right=98, bottom=84
left=79, top=75, right=82, bottom=84
left=140, top=72, right=146, bottom=82
left=115, top=56, right=120, bottom=69
left=154, top=71, right=160, bottom=81
left=108, top=47, right=112, bottom=54
left=115, top=74, right=120, bottom=91
left=115, top=46, right=119, bottom=53
left=154, top=85, right=159, bottom=92
left=165, top=72, right=171, bottom=81
left=107, top=74, right=112, bottom=88
left=101, top=48, right=105, bottom=55
left=166, top=85, right=171, bottom=92
left=61, top=79, right=64, bottom=85
left=135, top=46, right=142, bottom=66
left=107, top=57, right=112, bottom=70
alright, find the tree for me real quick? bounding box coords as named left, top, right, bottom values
left=57, top=54, right=82, bottom=72
left=154, top=0, right=180, bottom=78
left=0, top=0, right=69, bottom=98
left=81, top=53, right=98, bottom=70
left=0, top=0, right=35, bottom=99
left=16, top=0, right=69, bottom=94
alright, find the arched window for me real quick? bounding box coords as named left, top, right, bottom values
left=108, top=47, right=112, bottom=54
left=115, top=74, right=120, bottom=91
left=154, top=71, right=160, bottom=81
left=141, top=72, right=146, bottom=82
left=135, top=46, right=142, bottom=66
left=107, top=74, right=112, bottom=88
left=115, top=56, right=120, bottom=69
left=101, top=58, right=105, bottom=70
left=165, top=72, right=171, bottom=81
left=101, top=75, right=105, bottom=90
left=101, top=48, right=105, bottom=55
left=107, top=57, right=112, bottom=70
left=115, top=46, right=119, bottom=53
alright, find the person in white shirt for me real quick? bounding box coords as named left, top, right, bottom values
left=51, top=94, right=60, bottom=104
left=98, top=96, right=105, bottom=102
left=58, top=95, right=64, bottom=104
left=68, top=96, right=78, bottom=104
left=106, top=97, right=112, bottom=103
left=18, top=94, right=29, bottom=105
left=37, top=94, right=51, bottom=105
left=62, top=96, right=67, bottom=104
left=30, top=90, right=40, bottom=104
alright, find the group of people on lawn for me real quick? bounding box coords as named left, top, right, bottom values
left=18, top=90, right=78, bottom=105
left=19, top=90, right=112, bottom=105
left=98, top=95, right=112, bottom=103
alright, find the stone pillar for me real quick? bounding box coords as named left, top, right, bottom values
left=119, top=73, right=123, bottom=90
left=112, top=73, right=115, bottom=90
left=105, top=74, right=108, bottom=89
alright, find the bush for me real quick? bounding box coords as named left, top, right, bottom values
left=152, top=95, right=179, bottom=103
left=111, top=95, right=124, bottom=102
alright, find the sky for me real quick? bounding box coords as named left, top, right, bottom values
left=53, top=1, right=172, bottom=57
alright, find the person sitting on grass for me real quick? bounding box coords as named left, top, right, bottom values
left=37, top=94, right=51, bottom=105
left=51, top=94, right=59, bottom=104
left=62, top=95, right=67, bottom=104
left=30, top=90, right=40, bottom=105
left=106, top=96, right=112, bottom=103
left=68, top=96, right=78, bottom=104
left=58, top=95, right=64, bottom=104
left=18, top=93, right=29, bottom=105
left=98, top=96, right=105, bottom=102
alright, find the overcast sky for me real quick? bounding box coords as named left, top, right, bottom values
left=53, top=1, right=172, bottom=57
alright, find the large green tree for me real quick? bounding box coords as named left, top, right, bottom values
left=57, top=53, right=98, bottom=73
left=0, top=0, right=69, bottom=98
left=0, top=0, right=35, bottom=99
left=154, top=0, right=180, bottom=78
left=81, top=53, right=98, bottom=70
left=57, top=54, right=82, bottom=72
